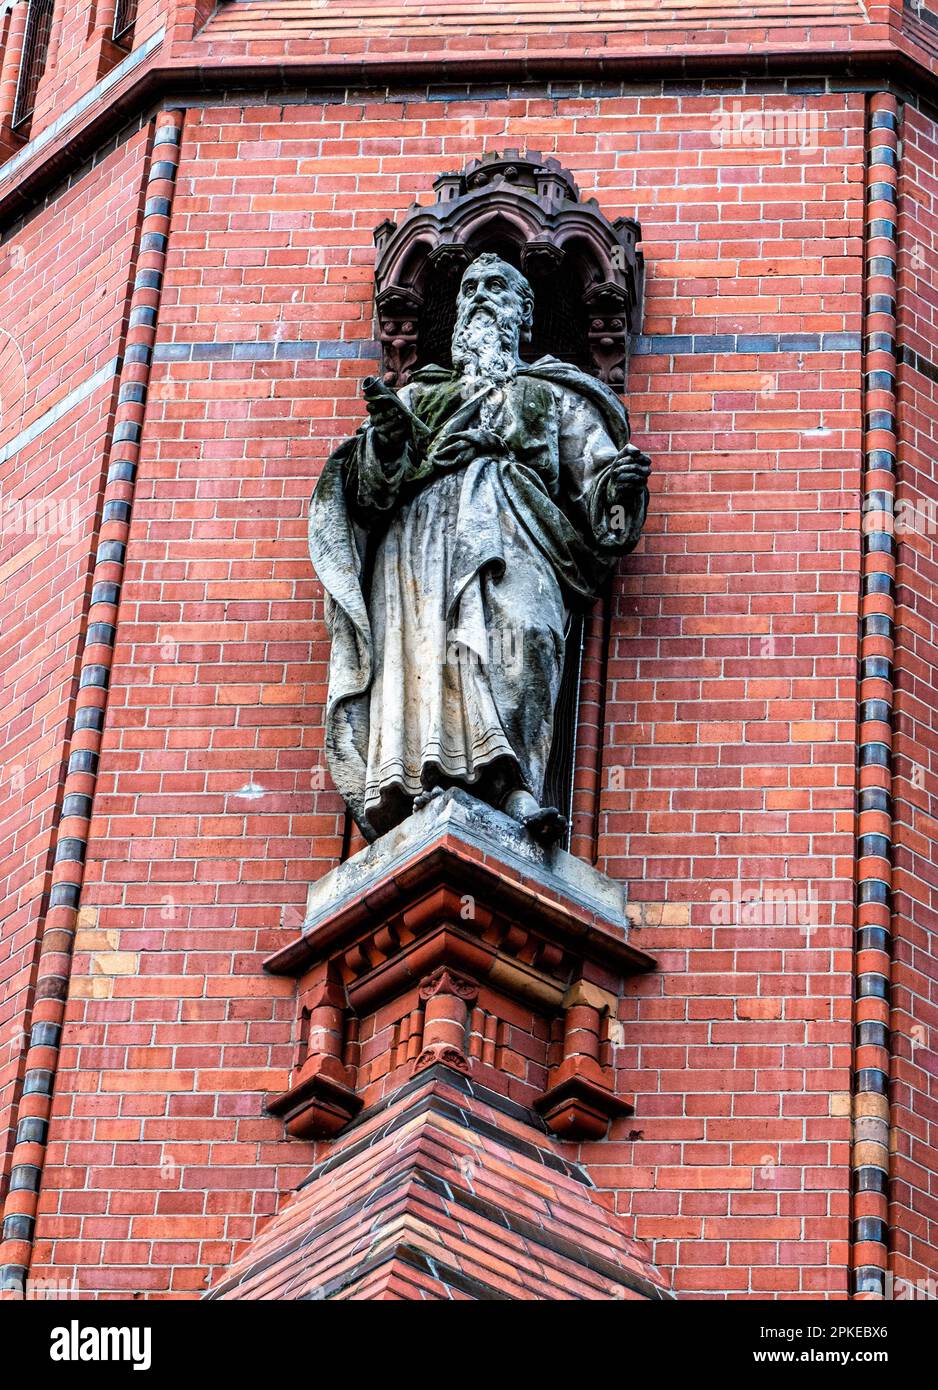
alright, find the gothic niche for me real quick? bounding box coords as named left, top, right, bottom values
left=368, top=153, right=646, bottom=839
left=372, top=151, right=644, bottom=390
left=285, top=161, right=653, bottom=1144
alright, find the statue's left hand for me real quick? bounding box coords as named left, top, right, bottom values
left=606, top=443, right=651, bottom=503
left=431, top=428, right=508, bottom=469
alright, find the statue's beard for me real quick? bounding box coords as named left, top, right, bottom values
left=451, top=303, right=520, bottom=384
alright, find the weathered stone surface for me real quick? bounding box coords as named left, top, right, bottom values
left=303, top=787, right=629, bottom=939
left=308, top=252, right=650, bottom=849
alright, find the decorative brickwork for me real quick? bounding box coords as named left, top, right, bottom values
left=265, top=792, right=653, bottom=1141
left=892, top=95, right=938, bottom=1302
left=0, top=0, right=937, bottom=1305
left=0, top=83, right=869, bottom=1299
left=209, top=1067, right=672, bottom=1301
left=0, top=110, right=184, bottom=1294
left=851, top=91, right=900, bottom=1300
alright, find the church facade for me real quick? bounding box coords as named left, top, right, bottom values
left=0, top=0, right=936, bottom=1302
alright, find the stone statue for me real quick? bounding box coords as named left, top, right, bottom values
left=309, top=253, right=650, bottom=845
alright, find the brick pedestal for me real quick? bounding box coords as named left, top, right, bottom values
left=266, top=790, right=655, bottom=1144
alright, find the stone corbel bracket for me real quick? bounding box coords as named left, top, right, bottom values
left=373, top=150, right=644, bottom=388
left=265, top=790, right=656, bottom=1143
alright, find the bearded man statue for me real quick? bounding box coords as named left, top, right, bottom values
left=309, top=253, right=650, bottom=846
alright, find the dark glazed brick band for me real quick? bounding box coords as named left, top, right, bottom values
left=851, top=91, right=899, bottom=1301
left=0, top=108, right=185, bottom=1296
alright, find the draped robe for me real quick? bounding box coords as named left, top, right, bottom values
left=309, top=357, right=648, bottom=841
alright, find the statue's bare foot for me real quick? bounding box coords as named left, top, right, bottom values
left=502, top=789, right=567, bottom=847
left=413, top=785, right=446, bottom=812
left=522, top=805, right=567, bottom=847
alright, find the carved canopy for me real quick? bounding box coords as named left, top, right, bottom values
left=372, top=151, right=644, bottom=389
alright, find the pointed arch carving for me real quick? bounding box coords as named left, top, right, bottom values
left=372, top=151, right=644, bottom=390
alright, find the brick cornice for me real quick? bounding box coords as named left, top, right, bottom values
left=2, top=31, right=938, bottom=231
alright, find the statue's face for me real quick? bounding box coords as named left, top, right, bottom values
left=457, top=261, right=524, bottom=341
left=452, top=256, right=531, bottom=379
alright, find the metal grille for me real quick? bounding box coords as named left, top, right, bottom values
left=12, top=0, right=55, bottom=130
left=112, top=0, right=138, bottom=42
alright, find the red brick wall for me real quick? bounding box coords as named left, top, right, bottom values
left=5, top=88, right=871, bottom=1299
left=595, top=91, right=865, bottom=1297
left=0, top=128, right=151, bottom=1197
left=0, top=2, right=20, bottom=161
left=28, top=2, right=137, bottom=134
left=11, top=0, right=197, bottom=149
left=893, top=98, right=938, bottom=1298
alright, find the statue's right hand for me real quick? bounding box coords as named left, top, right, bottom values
left=365, top=392, right=410, bottom=453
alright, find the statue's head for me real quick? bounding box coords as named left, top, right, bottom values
left=451, top=253, right=534, bottom=382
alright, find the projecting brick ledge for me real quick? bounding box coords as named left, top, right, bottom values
left=266, top=787, right=654, bottom=979
left=208, top=1066, right=673, bottom=1301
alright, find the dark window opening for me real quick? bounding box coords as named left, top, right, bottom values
left=112, top=0, right=138, bottom=45
left=12, top=0, right=55, bottom=131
